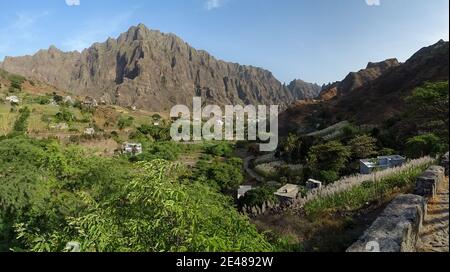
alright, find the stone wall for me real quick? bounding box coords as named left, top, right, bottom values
left=414, top=166, right=445, bottom=198
left=347, top=194, right=426, bottom=252
left=442, top=152, right=449, bottom=176
left=347, top=165, right=445, bottom=252
left=240, top=201, right=291, bottom=218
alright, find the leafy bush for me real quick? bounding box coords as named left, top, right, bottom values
left=206, top=142, right=234, bottom=157
left=307, top=141, right=350, bottom=182
left=134, top=142, right=184, bottom=162
left=118, top=116, right=134, bottom=130
left=194, top=157, right=244, bottom=192
left=238, top=186, right=278, bottom=208
left=318, top=170, right=339, bottom=184
left=348, top=135, right=377, bottom=159
left=12, top=107, right=31, bottom=134
left=0, top=137, right=271, bottom=252
left=406, top=133, right=445, bottom=158
left=55, top=108, right=75, bottom=123
left=137, top=124, right=171, bottom=141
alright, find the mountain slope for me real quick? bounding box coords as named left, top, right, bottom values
left=319, top=58, right=400, bottom=100
left=287, top=79, right=322, bottom=100
left=1, top=24, right=315, bottom=111
left=281, top=40, right=449, bottom=134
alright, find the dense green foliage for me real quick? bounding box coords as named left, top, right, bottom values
left=205, top=142, right=234, bottom=157
left=347, top=135, right=377, bottom=159
left=306, top=141, right=351, bottom=184
left=12, top=107, right=31, bottom=134
left=194, top=157, right=244, bottom=192
left=238, top=186, right=278, bottom=208
left=406, top=133, right=445, bottom=158
left=55, top=108, right=75, bottom=123
left=406, top=81, right=449, bottom=143
left=0, top=136, right=271, bottom=252
left=118, top=116, right=134, bottom=130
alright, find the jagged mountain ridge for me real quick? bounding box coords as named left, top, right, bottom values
left=0, top=24, right=319, bottom=111
left=287, top=79, right=322, bottom=100
left=319, top=58, right=400, bottom=100
left=280, top=40, right=449, bottom=135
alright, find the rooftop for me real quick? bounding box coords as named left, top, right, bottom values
left=275, top=184, right=299, bottom=199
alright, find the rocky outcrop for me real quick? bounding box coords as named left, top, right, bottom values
left=347, top=194, right=426, bottom=252
left=0, top=24, right=316, bottom=111
left=319, top=58, right=400, bottom=100
left=287, top=79, right=321, bottom=100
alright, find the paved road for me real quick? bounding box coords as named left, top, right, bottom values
left=416, top=177, right=449, bottom=252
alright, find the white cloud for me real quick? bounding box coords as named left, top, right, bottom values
left=65, top=0, right=80, bottom=6
left=365, top=0, right=381, bottom=6
left=205, top=0, right=224, bottom=10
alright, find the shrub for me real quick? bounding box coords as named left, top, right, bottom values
left=406, top=133, right=444, bottom=158
left=318, top=170, right=339, bottom=184
left=206, top=142, right=234, bottom=157
left=307, top=141, right=350, bottom=179
left=194, top=157, right=244, bottom=192
left=118, top=116, right=134, bottom=130
left=238, top=186, right=278, bottom=208
left=55, top=108, right=75, bottom=123
left=12, top=107, right=31, bottom=134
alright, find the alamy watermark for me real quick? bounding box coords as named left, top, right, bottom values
left=170, top=97, right=279, bottom=152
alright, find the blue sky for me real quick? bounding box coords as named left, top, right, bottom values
left=0, top=0, right=448, bottom=84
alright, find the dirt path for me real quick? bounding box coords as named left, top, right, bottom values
left=416, top=177, right=449, bottom=252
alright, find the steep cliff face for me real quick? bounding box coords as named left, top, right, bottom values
left=1, top=24, right=315, bottom=111
left=287, top=79, right=322, bottom=100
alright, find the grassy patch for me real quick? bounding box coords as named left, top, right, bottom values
left=304, top=162, right=431, bottom=218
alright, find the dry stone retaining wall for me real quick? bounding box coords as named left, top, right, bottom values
left=347, top=165, right=446, bottom=252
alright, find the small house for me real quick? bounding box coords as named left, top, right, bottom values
left=122, top=142, right=143, bottom=155
left=237, top=185, right=253, bottom=199
left=360, top=155, right=406, bottom=174
left=306, top=179, right=322, bottom=190
left=84, top=128, right=95, bottom=136
left=6, top=96, right=20, bottom=104
left=274, top=184, right=300, bottom=203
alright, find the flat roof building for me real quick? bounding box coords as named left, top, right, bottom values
left=274, top=184, right=299, bottom=203
left=360, top=155, right=406, bottom=174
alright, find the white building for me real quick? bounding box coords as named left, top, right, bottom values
left=306, top=179, right=322, bottom=190
left=360, top=155, right=406, bottom=174
left=84, top=128, right=95, bottom=136
left=274, top=184, right=300, bottom=203
left=237, top=185, right=253, bottom=199
left=122, top=142, right=143, bottom=155
left=6, top=96, right=20, bottom=104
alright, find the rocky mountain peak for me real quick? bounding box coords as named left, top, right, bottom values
left=366, top=58, right=399, bottom=70
left=0, top=24, right=319, bottom=111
